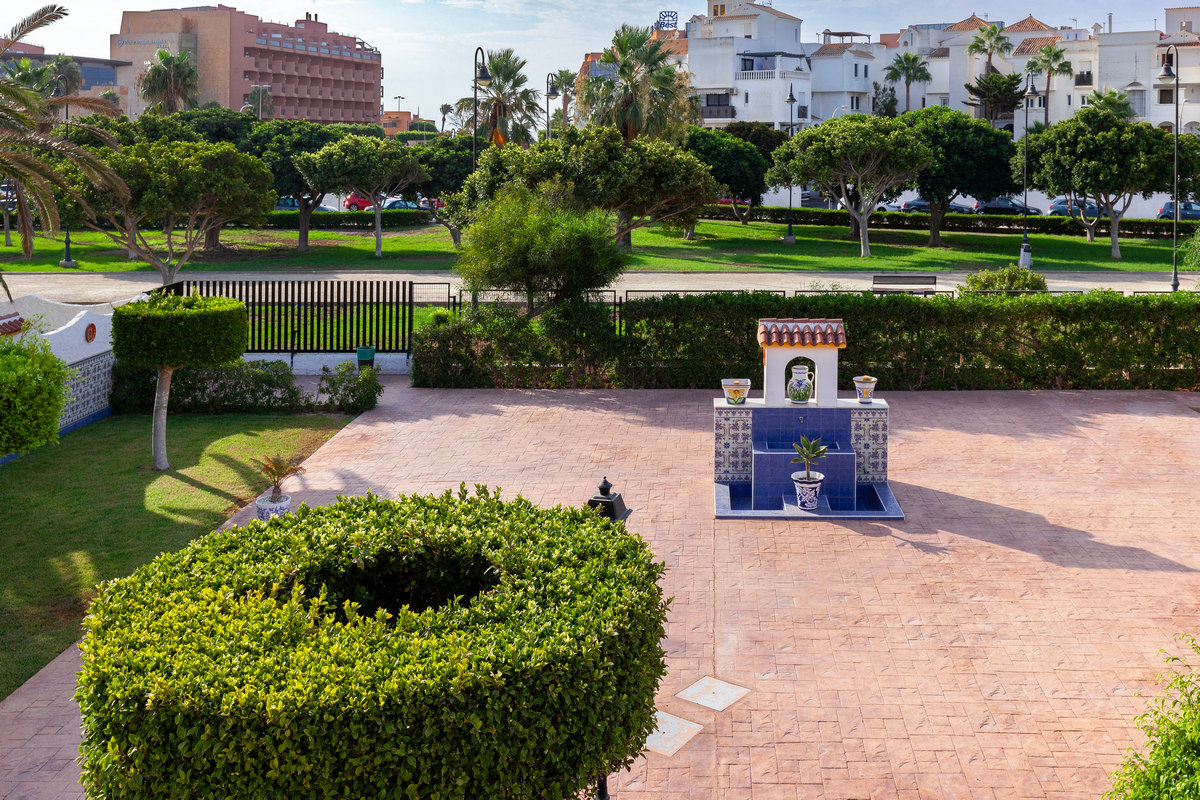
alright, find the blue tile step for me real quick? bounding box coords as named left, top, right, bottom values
left=715, top=481, right=904, bottom=521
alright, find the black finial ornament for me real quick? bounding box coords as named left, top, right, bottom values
left=587, top=477, right=630, bottom=521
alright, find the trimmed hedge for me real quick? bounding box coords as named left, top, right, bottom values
left=0, top=332, right=70, bottom=455
left=700, top=204, right=1194, bottom=238
left=412, top=291, right=1200, bottom=390
left=78, top=489, right=669, bottom=799
left=112, top=294, right=247, bottom=368
left=261, top=208, right=431, bottom=229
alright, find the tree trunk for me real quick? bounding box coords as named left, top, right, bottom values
left=561, top=96, right=570, bottom=130
left=373, top=205, right=383, bottom=257
left=204, top=225, right=221, bottom=251
left=854, top=211, right=871, bottom=257
left=905, top=83, right=911, bottom=112
left=683, top=223, right=696, bottom=241
left=1109, top=212, right=1122, bottom=259
left=298, top=203, right=312, bottom=253
left=731, top=201, right=747, bottom=225
left=927, top=201, right=946, bottom=247
left=1044, top=74, right=1051, bottom=128
left=2, top=204, right=10, bottom=247
left=152, top=365, right=175, bottom=471
left=126, top=219, right=138, bottom=261
left=616, top=208, right=633, bottom=251
left=848, top=214, right=860, bottom=240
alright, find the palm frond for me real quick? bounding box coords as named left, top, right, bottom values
left=1, top=5, right=68, bottom=60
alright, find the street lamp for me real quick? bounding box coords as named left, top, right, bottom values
left=544, top=73, right=559, bottom=142
left=53, top=76, right=75, bottom=268
left=1020, top=78, right=1039, bottom=269
left=1158, top=45, right=1181, bottom=292
left=472, top=47, right=492, bottom=170
left=784, top=83, right=796, bottom=244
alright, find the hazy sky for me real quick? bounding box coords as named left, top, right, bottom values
left=13, top=0, right=1172, bottom=125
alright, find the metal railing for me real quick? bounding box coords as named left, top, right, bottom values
left=1075, top=71, right=1093, bottom=86
left=701, top=106, right=736, bottom=119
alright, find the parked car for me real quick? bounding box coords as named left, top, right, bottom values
left=876, top=201, right=901, bottom=212
left=973, top=197, right=1041, bottom=216
left=343, top=192, right=373, bottom=211
left=1047, top=198, right=1105, bottom=218
left=1157, top=201, right=1200, bottom=220
left=275, top=196, right=336, bottom=212
left=417, top=196, right=445, bottom=210
left=382, top=198, right=420, bottom=210
left=899, top=198, right=973, bottom=214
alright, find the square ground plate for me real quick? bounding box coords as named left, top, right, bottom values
left=675, top=676, right=751, bottom=711
left=714, top=481, right=904, bottom=520
left=644, top=711, right=704, bottom=757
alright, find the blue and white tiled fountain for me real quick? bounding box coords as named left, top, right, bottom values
left=713, top=319, right=904, bottom=520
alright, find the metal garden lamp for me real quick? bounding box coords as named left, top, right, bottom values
left=784, top=83, right=797, bottom=245
left=544, top=74, right=559, bottom=141
left=53, top=75, right=76, bottom=268
left=1020, top=78, right=1039, bottom=269
left=472, top=47, right=492, bottom=170
left=1158, top=45, right=1181, bottom=292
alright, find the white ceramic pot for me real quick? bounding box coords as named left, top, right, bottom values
left=853, top=375, right=878, bottom=404
left=791, top=471, right=824, bottom=511
left=255, top=494, right=292, bottom=521
left=721, top=378, right=751, bottom=405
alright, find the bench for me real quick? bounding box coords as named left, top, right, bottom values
left=871, top=275, right=937, bottom=295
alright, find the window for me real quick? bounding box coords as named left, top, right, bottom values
left=705, top=93, right=730, bottom=106
left=850, top=96, right=860, bottom=110
left=741, top=58, right=754, bottom=71
left=854, top=63, right=859, bottom=77
left=743, top=24, right=752, bottom=37
left=744, top=90, right=749, bottom=104
left=1159, top=87, right=1175, bottom=105
left=939, top=96, right=949, bottom=106
left=1067, top=95, right=1071, bottom=106
left=864, top=65, right=869, bottom=78
left=1080, top=94, right=1088, bottom=106
left=921, top=96, right=926, bottom=107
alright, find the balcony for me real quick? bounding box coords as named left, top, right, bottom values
left=701, top=106, right=736, bottom=119
left=735, top=70, right=777, bottom=80
left=1075, top=71, right=1093, bottom=87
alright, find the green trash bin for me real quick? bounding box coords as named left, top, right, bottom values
left=356, top=346, right=376, bottom=370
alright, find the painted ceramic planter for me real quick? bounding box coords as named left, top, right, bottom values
left=791, top=471, right=824, bottom=511
left=721, top=378, right=751, bottom=405
left=853, top=375, right=878, bottom=404
left=786, top=365, right=813, bottom=404
left=255, top=494, right=292, bottom=521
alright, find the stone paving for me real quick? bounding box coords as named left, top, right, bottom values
left=4, top=381, right=1200, bottom=799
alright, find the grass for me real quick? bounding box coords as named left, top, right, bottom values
left=0, top=413, right=349, bottom=700
left=0, top=219, right=1182, bottom=275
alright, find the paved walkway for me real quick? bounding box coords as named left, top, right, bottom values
left=5, top=382, right=1200, bottom=798
left=3, top=268, right=1192, bottom=305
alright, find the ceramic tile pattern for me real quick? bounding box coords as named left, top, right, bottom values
left=713, top=407, right=753, bottom=482
left=58, top=351, right=114, bottom=431
left=850, top=406, right=889, bottom=482
left=6, top=384, right=1200, bottom=800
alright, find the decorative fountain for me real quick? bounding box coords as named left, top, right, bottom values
left=713, top=318, right=903, bottom=520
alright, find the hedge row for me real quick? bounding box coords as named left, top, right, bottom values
left=700, top=204, right=1194, bottom=238
left=260, top=208, right=432, bottom=229
left=112, top=294, right=246, bottom=369
left=0, top=332, right=70, bottom=456
left=411, top=291, right=1200, bottom=390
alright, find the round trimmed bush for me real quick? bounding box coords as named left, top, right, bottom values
left=112, top=293, right=247, bottom=367
left=78, top=488, right=669, bottom=799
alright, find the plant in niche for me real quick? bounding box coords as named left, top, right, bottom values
left=252, top=453, right=304, bottom=502
left=791, top=436, right=827, bottom=480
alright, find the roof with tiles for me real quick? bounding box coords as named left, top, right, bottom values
left=757, top=319, right=848, bottom=348
left=1013, top=35, right=1063, bottom=56
left=811, top=43, right=854, bottom=57
left=0, top=312, right=24, bottom=337
left=747, top=3, right=803, bottom=22
left=879, top=32, right=901, bottom=47
left=1005, top=15, right=1056, bottom=32
left=943, top=14, right=989, bottom=32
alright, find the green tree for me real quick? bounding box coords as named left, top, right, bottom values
left=1088, top=88, right=1134, bottom=119
left=295, top=135, right=428, bottom=257
left=902, top=106, right=1017, bottom=246
left=457, top=184, right=627, bottom=314
left=964, top=72, right=1025, bottom=122
left=1025, top=43, right=1073, bottom=128
left=553, top=68, right=577, bottom=130
left=439, top=103, right=452, bottom=132
left=0, top=330, right=70, bottom=455
left=454, top=48, right=540, bottom=147
left=966, top=23, right=1013, bottom=73
left=682, top=125, right=768, bottom=226
left=767, top=115, right=931, bottom=257
left=579, top=25, right=694, bottom=144
left=872, top=82, right=898, bottom=117
left=328, top=122, right=385, bottom=139
left=244, top=118, right=343, bottom=251
left=1021, top=107, right=1188, bottom=256
left=99, top=88, right=119, bottom=109
left=2, top=57, right=53, bottom=95
left=884, top=52, right=932, bottom=113
left=246, top=85, right=272, bottom=120
left=47, top=53, right=80, bottom=97
left=723, top=121, right=788, bottom=164
left=409, top=134, right=487, bottom=247
left=138, top=49, right=200, bottom=114
left=174, top=106, right=255, bottom=147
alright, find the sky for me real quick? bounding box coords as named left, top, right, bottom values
left=12, top=0, right=1174, bottom=125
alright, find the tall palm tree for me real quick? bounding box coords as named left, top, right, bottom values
left=454, top=48, right=539, bottom=147
left=579, top=25, right=691, bottom=143
left=1088, top=88, right=1134, bottom=119
left=2, top=58, right=54, bottom=96
left=48, top=53, right=80, bottom=96
left=438, top=102, right=452, bottom=132
left=246, top=85, right=272, bottom=119
left=884, top=52, right=931, bottom=112
left=553, top=68, right=577, bottom=130
left=966, top=23, right=1013, bottom=74
left=138, top=48, right=200, bottom=114
left=1025, top=43, right=1073, bottom=127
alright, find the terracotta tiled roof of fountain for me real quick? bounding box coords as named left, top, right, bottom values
left=0, top=313, right=24, bottom=337
left=757, top=319, right=847, bottom=348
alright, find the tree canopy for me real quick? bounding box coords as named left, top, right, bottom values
left=884, top=52, right=931, bottom=113
left=454, top=48, right=540, bottom=147
left=966, top=24, right=1013, bottom=70
left=723, top=121, right=788, bottom=164
left=682, top=125, right=769, bottom=225
left=244, top=118, right=343, bottom=251
left=965, top=72, right=1024, bottom=122
left=1025, top=44, right=1073, bottom=127
left=138, top=48, right=200, bottom=114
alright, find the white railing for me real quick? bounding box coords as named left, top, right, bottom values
left=735, top=70, right=776, bottom=80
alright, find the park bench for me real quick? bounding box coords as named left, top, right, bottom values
left=871, top=275, right=938, bottom=295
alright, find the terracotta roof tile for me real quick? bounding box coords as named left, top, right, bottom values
left=1005, top=15, right=1056, bottom=32
left=943, top=14, right=989, bottom=33
left=811, top=43, right=853, bottom=57
left=0, top=313, right=24, bottom=337
left=879, top=32, right=901, bottom=47
left=1013, top=35, right=1062, bottom=56
left=757, top=319, right=848, bottom=348
left=748, top=3, right=803, bottom=23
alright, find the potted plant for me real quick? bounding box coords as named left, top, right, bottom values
left=252, top=453, right=305, bottom=520
left=790, top=436, right=828, bottom=511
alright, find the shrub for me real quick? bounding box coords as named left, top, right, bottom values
left=78, top=488, right=669, bottom=800
left=112, top=293, right=247, bottom=369
left=1108, top=634, right=1200, bottom=799
left=0, top=331, right=70, bottom=455
left=110, top=359, right=313, bottom=414
left=960, top=264, right=1049, bottom=293
left=261, top=208, right=430, bottom=230
left=317, top=362, right=384, bottom=413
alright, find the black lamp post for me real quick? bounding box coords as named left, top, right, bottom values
left=1158, top=45, right=1181, bottom=292
left=544, top=73, right=559, bottom=142
left=472, top=47, right=492, bottom=171
left=1020, top=78, right=1039, bottom=269
left=784, top=83, right=796, bottom=245
left=53, top=76, right=76, bottom=268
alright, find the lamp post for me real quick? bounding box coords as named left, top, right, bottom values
left=544, top=73, right=559, bottom=142
left=472, top=46, right=492, bottom=171
left=784, top=83, right=796, bottom=244
left=1158, top=45, right=1181, bottom=292
left=1019, top=78, right=1039, bottom=269
left=53, top=76, right=76, bottom=268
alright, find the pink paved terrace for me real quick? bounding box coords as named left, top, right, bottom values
left=3, top=381, right=1200, bottom=799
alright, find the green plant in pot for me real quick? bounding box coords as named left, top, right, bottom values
left=252, top=453, right=305, bottom=520
left=790, top=436, right=828, bottom=512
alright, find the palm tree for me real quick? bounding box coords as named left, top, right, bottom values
left=966, top=23, right=1013, bottom=74
left=246, top=85, right=272, bottom=119
left=454, top=48, right=539, bottom=147
left=1087, top=88, right=1133, bottom=119
left=553, top=68, right=577, bottom=130
left=138, top=48, right=200, bottom=114
left=47, top=53, right=80, bottom=96
left=884, top=52, right=931, bottom=112
left=1025, top=43, right=1073, bottom=127
left=438, top=102, right=452, bottom=132
left=2, top=58, right=54, bottom=96
left=579, top=25, right=692, bottom=143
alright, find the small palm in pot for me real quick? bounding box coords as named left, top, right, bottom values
left=252, top=454, right=305, bottom=503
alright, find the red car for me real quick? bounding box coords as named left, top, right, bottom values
left=344, top=192, right=373, bottom=211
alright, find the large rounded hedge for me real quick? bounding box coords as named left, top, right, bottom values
left=112, top=293, right=246, bottom=367
left=0, top=332, right=70, bottom=455
left=78, top=488, right=669, bottom=799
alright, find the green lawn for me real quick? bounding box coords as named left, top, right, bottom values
left=0, top=413, right=348, bottom=700
left=0, top=219, right=1181, bottom=274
